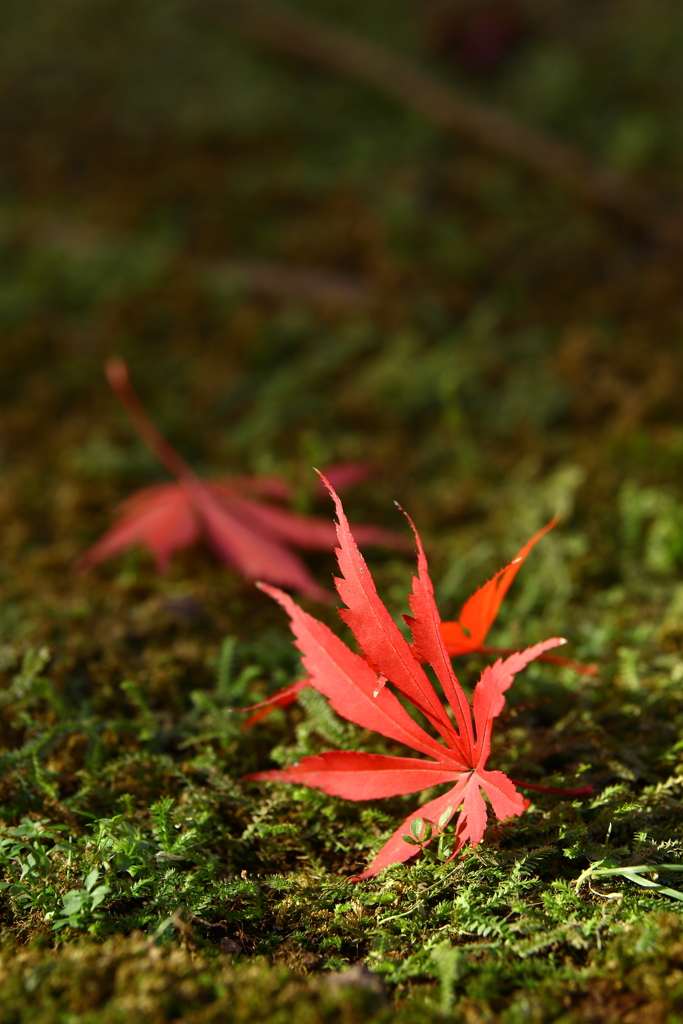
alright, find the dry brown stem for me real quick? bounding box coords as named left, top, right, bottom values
left=209, top=0, right=683, bottom=249
left=3, top=210, right=371, bottom=307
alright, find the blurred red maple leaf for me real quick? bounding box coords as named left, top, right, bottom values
left=76, top=358, right=405, bottom=600
left=238, top=516, right=596, bottom=727
left=246, top=480, right=592, bottom=880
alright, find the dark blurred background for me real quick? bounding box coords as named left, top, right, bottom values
left=2, top=0, right=683, bottom=646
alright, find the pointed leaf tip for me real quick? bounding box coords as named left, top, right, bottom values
left=315, top=469, right=335, bottom=497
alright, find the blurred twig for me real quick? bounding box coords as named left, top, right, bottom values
left=3, top=211, right=371, bottom=308
left=209, top=0, right=683, bottom=249
left=203, top=257, right=369, bottom=305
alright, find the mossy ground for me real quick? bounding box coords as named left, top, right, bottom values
left=3, top=1, right=683, bottom=1020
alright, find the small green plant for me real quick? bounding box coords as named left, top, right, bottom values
left=401, top=807, right=457, bottom=863
left=51, top=868, right=112, bottom=932
left=576, top=860, right=683, bottom=901
left=0, top=818, right=71, bottom=922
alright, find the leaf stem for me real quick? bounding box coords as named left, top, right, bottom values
left=105, top=357, right=196, bottom=481
left=510, top=779, right=594, bottom=797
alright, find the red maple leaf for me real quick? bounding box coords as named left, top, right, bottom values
left=76, top=359, right=405, bottom=600
left=246, top=480, right=591, bottom=880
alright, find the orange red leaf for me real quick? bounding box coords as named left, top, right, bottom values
left=439, top=518, right=558, bottom=656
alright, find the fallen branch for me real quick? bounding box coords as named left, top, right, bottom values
left=208, top=0, right=683, bottom=249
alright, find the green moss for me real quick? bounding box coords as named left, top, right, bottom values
left=2, top=0, right=683, bottom=1019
